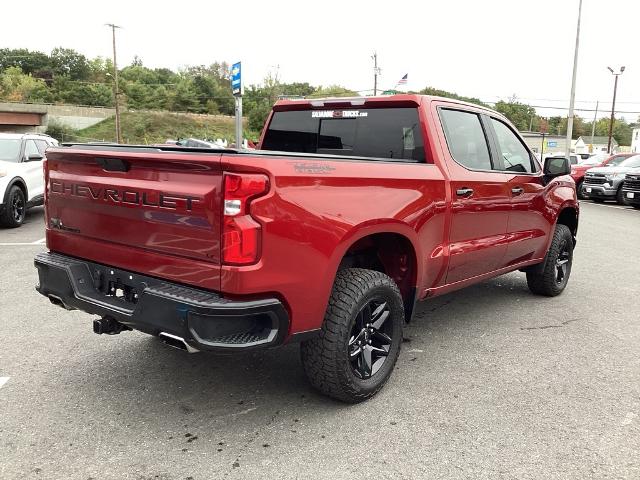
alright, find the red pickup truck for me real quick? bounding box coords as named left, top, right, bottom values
left=34, top=95, right=578, bottom=402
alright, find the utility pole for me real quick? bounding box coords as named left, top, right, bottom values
left=372, top=52, right=380, bottom=96
left=590, top=100, right=598, bottom=149
left=106, top=23, right=122, bottom=144
left=565, top=0, right=583, bottom=160
left=607, top=66, right=625, bottom=154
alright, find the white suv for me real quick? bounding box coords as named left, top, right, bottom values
left=0, top=133, right=58, bottom=228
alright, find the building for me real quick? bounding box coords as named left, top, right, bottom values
left=574, top=136, right=618, bottom=154
left=631, top=128, right=640, bottom=153
left=520, top=132, right=569, bottom=156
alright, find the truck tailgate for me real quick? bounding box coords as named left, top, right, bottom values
left=44, top=147, right=223, bottom=291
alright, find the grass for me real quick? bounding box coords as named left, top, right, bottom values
left=68, top=111, right=252, bottom=145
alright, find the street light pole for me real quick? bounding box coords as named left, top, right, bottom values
left=606, top=66, right=625, bottom=154
left=565, top=0, right=583, bottom=160
left=106, top=23, right=122, bottom=144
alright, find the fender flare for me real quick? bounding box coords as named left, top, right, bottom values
left=2, top=176, right=28, bottom=205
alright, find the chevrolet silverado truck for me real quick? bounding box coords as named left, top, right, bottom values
left=582, top=154, right=640, bottom=204
left=34, top=95, right=578, bottom=402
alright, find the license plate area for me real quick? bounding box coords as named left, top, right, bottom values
left=627, top=192, right=635, bottom=199
left=90, top=266, right=147, bottom=306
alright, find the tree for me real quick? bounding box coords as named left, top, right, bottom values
left=419, top=86, right=487, bottom=107
left=0, top=67, right=51, bottom=102
left=494, top=101, right=538, bottom=131
left=50, top=47, right=90, bottom=80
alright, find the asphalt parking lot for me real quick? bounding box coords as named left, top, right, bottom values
left=1, top=202, right=639, bottom=480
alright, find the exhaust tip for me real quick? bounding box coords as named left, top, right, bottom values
left=158, top=332, right=199, bottom=353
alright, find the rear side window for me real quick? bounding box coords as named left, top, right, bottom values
left=261, top=108, right=425, bottom=162
left=439, top=109, right=492, bottom=170
left=23, top=140, right=39, bottom=161
left=490, top=119, right=534, bottom=173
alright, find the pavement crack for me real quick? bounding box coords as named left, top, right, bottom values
left=521, top=318, right=580, bottom=330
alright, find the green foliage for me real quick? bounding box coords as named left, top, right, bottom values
left=45, top=121, right=78, bottom=142
left=0, top=67, right=51, bottom=102
left=418, top=86, right=488, bottom=107
left=4, top=46, right=636, bottom=146
left=77, top=111, right=241, bottom=144
left=494, top=100, right=537, bottom=131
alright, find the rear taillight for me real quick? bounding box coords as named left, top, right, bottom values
left=222, top=173, right=269, bottom=265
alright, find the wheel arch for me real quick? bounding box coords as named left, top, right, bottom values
left=555, top=204, right=579, bottom=245
left=3, top=176, right=28, bottom=204
left=330, top=222, right=422, bottom=322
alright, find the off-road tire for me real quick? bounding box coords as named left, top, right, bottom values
left=526, top=224, right=573, bottom=297
left=0, top=186, right=26, bottom=228
left=616, top=186, right=627, bottom=205
left=300, top=268, right=404, bottom=403
left=576, top=180, right=586, bottom=200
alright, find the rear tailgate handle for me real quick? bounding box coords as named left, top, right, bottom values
left=97, top=158, right=130, bottom=172
left=456, top=187, right=474, bottom=198
left=511, top=186, right=524, bottom=196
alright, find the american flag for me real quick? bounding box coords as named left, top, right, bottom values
left=397, top=74, right=408, bottom=85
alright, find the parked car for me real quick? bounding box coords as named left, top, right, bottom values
left=571, top=153, right=634, bottom=199
left=0, top=133, right=58, bottom=227
left=582, top=154, right=640, bottom=204
left=543, top=153, right=579, bottom=166
left=34, top=95, right=578, bottom=402
left=621, top=172, right=640, bottom=209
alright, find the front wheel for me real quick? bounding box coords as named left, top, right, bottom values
left=576, top=180, right=587, bottom=200
left=300, top=268, right=404, bottom=403
left=526, top=224, right=574, bottom=297
left=0, top=186, right=26, bottom=228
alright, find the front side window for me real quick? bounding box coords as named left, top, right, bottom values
left=261, top=108, right=425, bottom=162
left=0, top=139, right=22, bottom=163
left=490, top=119, right=534, bottom=173
left=439, top=109, right=492, bottom=170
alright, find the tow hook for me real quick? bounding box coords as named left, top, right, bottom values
left=93, top=316, right=131, bottom=335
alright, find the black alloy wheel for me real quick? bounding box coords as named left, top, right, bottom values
left=12, top=192, right=25, bottom=224
left=555, top=239, right=570, bottom=286
left=348, top=298, right=393, bottom=379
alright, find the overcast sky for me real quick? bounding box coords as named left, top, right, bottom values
left=3, top=0, right=639, bottom=120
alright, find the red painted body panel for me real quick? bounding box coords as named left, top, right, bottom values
left=41, top=95, right=578, bottom=339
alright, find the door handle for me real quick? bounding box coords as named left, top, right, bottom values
left=456, top=187, right=474, bottom=197
left=511, top=187, right=524, bottom=196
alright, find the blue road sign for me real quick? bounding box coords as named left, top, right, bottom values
left=547, top=141, right=557, bottom=147
left=231, top=62, right=242, bottom=96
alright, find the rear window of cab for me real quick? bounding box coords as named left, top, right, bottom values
left=261, top=108, right=425, bottom=162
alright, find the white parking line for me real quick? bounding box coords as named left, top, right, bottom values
left=31, top=238, right=46, bottom=244
left=0, top=377, right=9, bottom=389
left=583, top=202, right=636, bottom=211
left=0, top=242, right=47, bottom=246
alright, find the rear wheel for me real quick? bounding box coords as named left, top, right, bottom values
left=0, top=186, right=26, bottom=228
left=300, top=268, right=404, bottom=403
left=526, top=224, right=573, bottom=297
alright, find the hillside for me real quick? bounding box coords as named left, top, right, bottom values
left=69, top=111, right=248, bottom=144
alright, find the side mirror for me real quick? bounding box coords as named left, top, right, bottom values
left=544, top=156, right=570, bottom=178
left=25, top=153, right=44, bottom=162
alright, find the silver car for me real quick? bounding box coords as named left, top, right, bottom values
left=582, top=155, right=640, bottom=204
